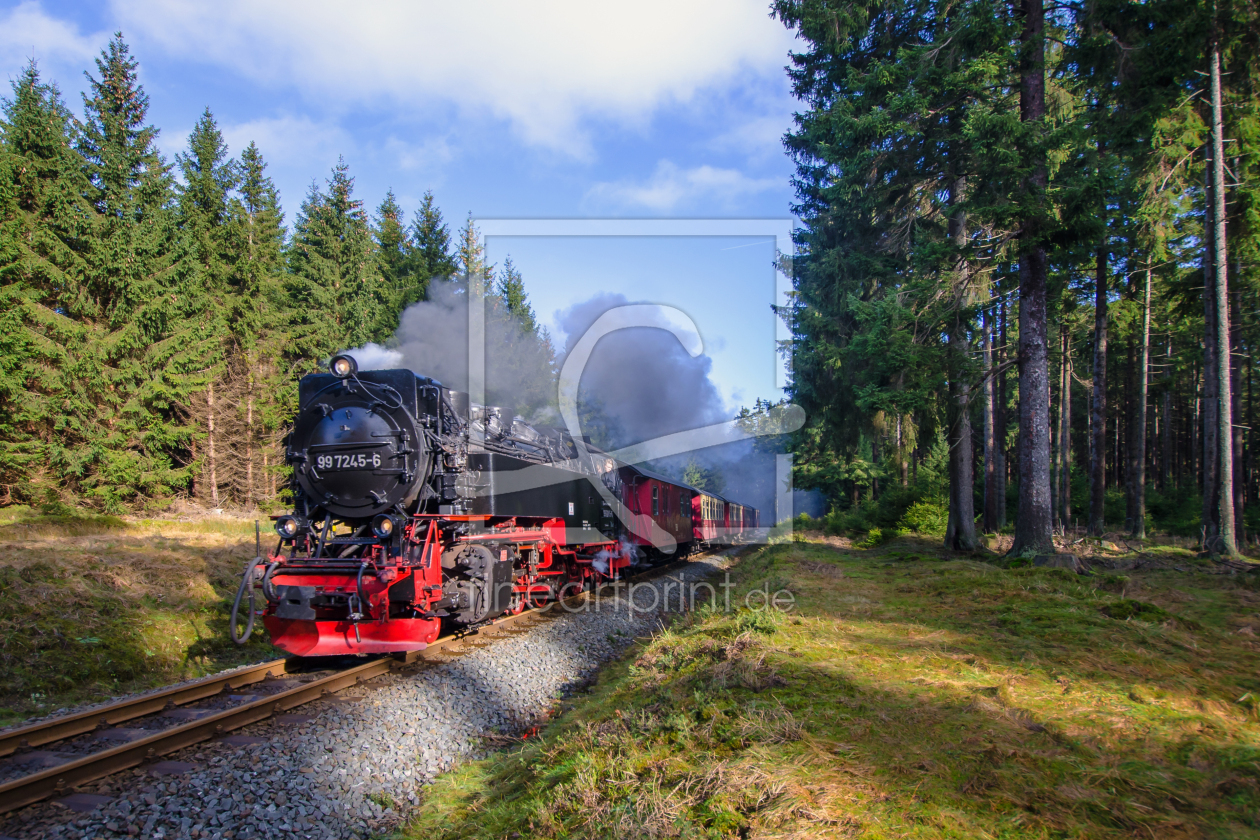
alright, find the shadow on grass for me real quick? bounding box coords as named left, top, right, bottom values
left=407, top=563, right=1260, bottom=839
left=766, top=537, right=1260, bottom=700
left=0, top=508, right=280, bottom=723
left=757, top=640, right=1260, bottom=836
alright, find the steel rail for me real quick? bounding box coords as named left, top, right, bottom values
left=0, top=583, right=577, bottom=814
left=0, top=659, right=294, bottom=758
left=0, top=657, right=386, bottom=814
left=0, top=548, right=722, bottom=815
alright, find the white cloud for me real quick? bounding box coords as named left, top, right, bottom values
left=220, top=114, right=353, bottom=170
left=105, top=0, right=795, bottom=154
left=710, top=113, right=792, bottom=160
left=0, top=2, right=107, bottom=89
left=584, top=160, right=780, bottom=212
left=382, top=134, right=454, bottom=174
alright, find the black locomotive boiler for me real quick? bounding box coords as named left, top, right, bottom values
left=236, top=355, right=758, bottom=657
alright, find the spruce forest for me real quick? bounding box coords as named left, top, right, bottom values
left=778, top=0, right=1260, bottom=556
left=2, top=0, right=1259, bottom=560
left=0, top=35, right=548, bottom=516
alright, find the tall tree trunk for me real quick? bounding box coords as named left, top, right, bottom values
left=1208, top=18, right=1237, bottom=556
left=1089, top=242, right=1108, bottom=535
left=207, top=382, right=219, bottom=509
left=998, top=296, right=1009, bottom=528
left=1115, top=388, right=1122, bottom=490
left=870, top=434, right=880, bottom=499
left=246, top=370, right=255, bottom=509
left=983, top=303, right=999, bottom=532
left=1203, top=149, right=1223, bottom=548
left=1248, top=348, right=1255, bottom=523
left=897, top=414, right=909, bottom=486
left=1060, top=323, right=1073, bottom=530
left=1232, top=290, right=1244, bottom=544
left=1052, top=324, right=1064, bottom=530
left=1011, top=0, right=1054, bottom=555
left=265, top=451, right=274, bottom=501
left=946, top=179, right=977, bottom=551
left=946, top=334, right=978, bottom=551
left=1162, top=329, right=1172, bottom=488
left=1123, top=335, right=1134, bottom=526
left=1063, top=332, right=1073, bottom=528
left=1131, top=262, right=1152, bottom=537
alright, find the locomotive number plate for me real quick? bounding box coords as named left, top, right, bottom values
left=315, top=452, right=382, bottom=471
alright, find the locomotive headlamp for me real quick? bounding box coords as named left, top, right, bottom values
left=372, top=514, right=398, bottom=538
left=275, top=515, right=303, bottom=539
left=330, top=354, right=358, bottom=378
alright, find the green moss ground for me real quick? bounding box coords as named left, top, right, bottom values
left=403, top=537, right=1260, bottom=839
left=0, top=506, right=279, bottom=725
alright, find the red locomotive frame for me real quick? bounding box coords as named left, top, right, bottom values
left=261, top=515, right=633, bottom=657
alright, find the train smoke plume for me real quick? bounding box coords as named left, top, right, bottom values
left=347, top=285, right=803, bottom=519
left=554, top=293, right=785, bottom=518
left=345, top=279, right=557, bottom=420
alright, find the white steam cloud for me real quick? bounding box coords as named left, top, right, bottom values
left=345, top=343, right=403, bottom=372
left=345, top=279, right=557, bottom=419
left=344, top=284, right=793, bottom=517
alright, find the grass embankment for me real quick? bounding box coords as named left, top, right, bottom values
left=0, top=505, right=279, bottom=725
left=407, top=537, right=1260, bottom=839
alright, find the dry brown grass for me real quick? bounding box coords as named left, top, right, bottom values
left=0, top=506, right=278, bottom=722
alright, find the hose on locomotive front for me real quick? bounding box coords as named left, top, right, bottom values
left=230, top=522, right=266, bottom=645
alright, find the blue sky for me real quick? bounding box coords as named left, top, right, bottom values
left=1, top=0, right=800, bottom=414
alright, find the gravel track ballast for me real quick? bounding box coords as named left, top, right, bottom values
left=0, top=551, right=737, bottom=840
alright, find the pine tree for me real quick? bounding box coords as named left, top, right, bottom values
left=0, top=62, right=94, bottom=503
left=372, top=189, right=426, bottom=339
left=455, top=212, right=492, bottom=296
left=374, top=190, right=410, bottom=285
left=171, top=109, right=246, bottom=508
left=173, top=108, right=237, bottom=319
left=231, top=141, right=288, bottom=508
left=482, top=255, right=555, bottom=416
left=413, top=190, right=455, bottom=278
left=73, top=33, right=187, bottom=510
left=772, top=0, right=1009, bottom=544
left=287, top=157, right=380, bottom=362
left=682, top=457, right=726, bottom=494
left=497, top=256, right=539, bottom=334
left=232, top=141, right=284, bottom=333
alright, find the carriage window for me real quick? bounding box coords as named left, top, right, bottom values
left=652, top=485, right=659, bottom=516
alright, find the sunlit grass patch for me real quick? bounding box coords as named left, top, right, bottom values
left=0, top=507, right=279, bottom=723
left=405, top=540, right=1260, bottom=839
left=0, top=503, right=127, bottom=538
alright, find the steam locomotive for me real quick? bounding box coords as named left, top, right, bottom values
left=233, top=355, right=759, bottom=657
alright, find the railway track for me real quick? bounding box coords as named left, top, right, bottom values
left=0, top=554, right=699, bottom=817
